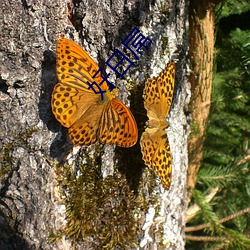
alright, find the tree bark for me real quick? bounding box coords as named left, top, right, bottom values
left=0, top=0, right=189, bottom=249
left=187, top=0, right=220, bottom=203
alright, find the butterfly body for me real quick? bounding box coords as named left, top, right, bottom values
left=52, top=38, right=138, bottom=147
left=147, top=117, right=169, bottom=130
left=140, top=61, right=175, bottom=190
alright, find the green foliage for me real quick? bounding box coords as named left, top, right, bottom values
left=197, top=165, right=239, bottom=188
left=187, top=2, right=250, bottom=249
left=192, top=189, right=224, bottom=233
left=218, top=0, right=250, bottom=17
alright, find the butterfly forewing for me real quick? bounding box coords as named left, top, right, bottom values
left=160, top=60, right=175, bottom=116
left=52, top=82, right=100, bottom=128
left=52, top=83, right=79, bottom=127
left=143, top=60, right=175, bottom=119
left=56, top=38, right=108, bottom=92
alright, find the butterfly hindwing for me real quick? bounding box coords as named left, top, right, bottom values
left=98, top=98, right=138, bottom=147
left=141, top=128, right=172, bottom=189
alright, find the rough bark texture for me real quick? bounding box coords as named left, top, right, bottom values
left=187, top=0, right=219, bottom=203
left=0, top=0, right=189, bottom=249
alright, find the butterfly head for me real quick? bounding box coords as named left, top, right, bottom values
left=103, top=87, right=119, bottom=101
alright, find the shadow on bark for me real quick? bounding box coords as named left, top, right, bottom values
left=39, top=50, right=73, bottom=161
left=116, top=81, right=147, bottom=191
left=0, top=210, right=33, bottom=250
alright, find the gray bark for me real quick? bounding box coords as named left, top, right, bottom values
left=0, top=0, right=189, bottom=249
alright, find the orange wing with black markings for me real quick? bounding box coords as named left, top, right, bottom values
left=140, top=60, right=175, bottom=189
left=52, top=38, right=138, bottom=147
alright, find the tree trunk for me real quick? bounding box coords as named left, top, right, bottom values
left=187, top=0, right=220, bottom=203
left=0, top=0, right=189, bottom=249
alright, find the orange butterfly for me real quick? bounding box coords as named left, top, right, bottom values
left=140, top=61, right=175, bottom=189
left=52, top=38, right=138, bottom=147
